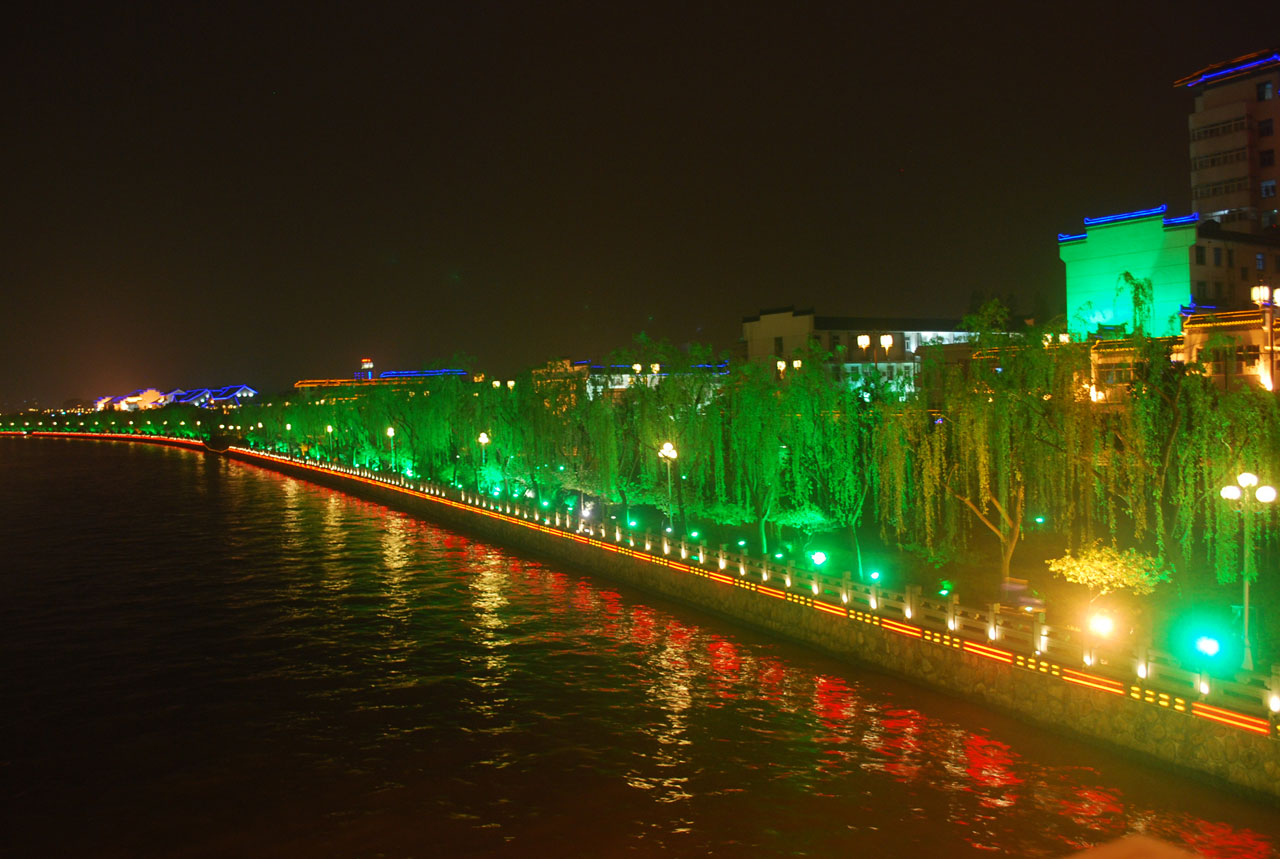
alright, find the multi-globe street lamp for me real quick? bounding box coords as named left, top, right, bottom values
left=658, top=442, right=678, bottom=531
left=1251, top=282, right=1274, bottom=391
left=1220, top=471, right=1276, bottom=671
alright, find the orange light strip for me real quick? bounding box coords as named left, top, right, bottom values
left=812, top=601, right=847, bottom=618
left=880, top=618, right=923, bottom=638
left=1191, top=702, right=1271, bottom=735
left=758, top=586, right=786, bottom=600
left=962, top=641, right=1014, bottom=663
left=1060, top=669, right=1125, bottom=696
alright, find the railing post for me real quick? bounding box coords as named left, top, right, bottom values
left=869, top=584, right=880, bottom=611
left=987, top=603, right=1001, bottom=641
left=946, top=594, right=960, bottom=631
left=1032, top=610, right=1047, bottom=654
left=904, top=584, right=921, bottom=620
left=785, top=561, right=794, bottom=588
left=1269, top=666, right=1280, bottom=731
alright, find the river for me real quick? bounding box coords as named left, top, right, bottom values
left=3, top=438, right=1277, bottom=857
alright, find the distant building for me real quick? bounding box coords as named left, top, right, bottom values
left=94, top=385, right=257, bottom=411
left=741, top=306, right=971, bottom=388
left=1175, top=47, right=1280, bottom=233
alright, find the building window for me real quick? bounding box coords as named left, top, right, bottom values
left=1263, top=149, right=1276, bottom=168
left=1259, top=253, right=1267, bottom=271
left=1214, top=247, right=1222, bottom=266
left=774, top=336, right=783, bottom=355
left=1214, top=281, right=1223, bottom=299
left=1195, top=245, right=1206, bottom=265
left=1263, top=179, right=1278, bottom=199
left=1260, top=80, right=1275, bottom=101
left=1242, top=267, right=1249, bottom=280
left=1195, top=281, right=1208, bottom=302
left=1228, top=249, right=1235, bottom=267
left=1261, top=118, right=1275, bottom=138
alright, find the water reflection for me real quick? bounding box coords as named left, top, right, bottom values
left=8, top=442, right=1273, bottom=859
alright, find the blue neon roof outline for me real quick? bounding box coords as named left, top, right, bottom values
left=1162, top=213, right=1200, bottom=226
left=1082, top=205, right=1167, bottom=226
left=1057, top=232, right=1087, bottom=243
left=1182, top=52, right=1280, bottom=87
left=378, top=369, right=468, bottom=378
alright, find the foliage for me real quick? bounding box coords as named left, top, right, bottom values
left=1047, top=542, right=1171, bottom=597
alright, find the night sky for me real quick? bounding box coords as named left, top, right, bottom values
left=3, top=2, right=1273, bottom=407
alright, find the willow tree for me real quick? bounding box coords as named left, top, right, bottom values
left=775, top=342, right=880, bottom=576
left=723, top=359, right=788, bottom=552
left=879, top=302, right=1075, bottom=582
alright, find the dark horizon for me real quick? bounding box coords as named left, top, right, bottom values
left=4, top=1, right=1274, bottom=407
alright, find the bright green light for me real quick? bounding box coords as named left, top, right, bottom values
left=541, top=500, right=549, bottom=507
left=558, top=465, right=565, bottom=471
left=1195, top=636, right=1220, bottom=657
left=1034, top=515, right=1045, bottom=524
left=628, top=520, right=637, bottom=528
left=774, top=552, right=783, bottom=559
left=870, top=570, right=881, bottom=581
left=737, top=539, right=747, bottom=547
left=810, top=551, right=827, bottom=565
left=690, top=530, right=700, bottom=539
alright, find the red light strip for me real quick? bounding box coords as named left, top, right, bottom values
left=962, top=641, right=1014, bottom=663
left=812, top=601, right=847, bottom=618
left=1191, top=702, right=1271, bottom=735
left=758, top=586, right=786, bottom=600
left=880, top=618, right=923, bottom=638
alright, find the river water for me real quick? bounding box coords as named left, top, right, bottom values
left=3, top=437, right=1278, bottom=857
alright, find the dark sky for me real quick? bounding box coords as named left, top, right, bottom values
left=3, top=1, right=1273, bottom=406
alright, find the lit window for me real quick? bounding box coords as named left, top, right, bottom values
left=1263, top=179, right=1278, bottom=199
left=1260, top=80, right=1275, bottom=101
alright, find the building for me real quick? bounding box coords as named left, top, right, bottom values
left=1175, top=48, right=1280, bottom=233
left=1060, top=205, right=1280, bottom=338
left=742, top=306, right=971, bottom=387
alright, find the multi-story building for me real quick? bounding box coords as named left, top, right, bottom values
left=741, top=306, right=971, bottom=387
left=1175, top=47, right=1280, bottom=232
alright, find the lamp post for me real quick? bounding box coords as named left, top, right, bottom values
left=285, top=422, right=292, bottom=457
left=1251, top=283, right=1274, bottom=391
left=659, top=442, right=678, bottom=530
left=1220, top=471, right=1276, bottom=671
left=478, top=431, right=490, bottom=491
left=387, top=426, right=396, bottom=473
left=326, top=424, right=334, bottom=462
left=879, top=333, right=894, bottom=377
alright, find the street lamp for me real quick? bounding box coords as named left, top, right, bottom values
left=478, top=431, right=490, bottom=490
left=387, top=426, right=396, bottom=473
left=1251, top=283, right=1274, bottom=391
left=326, top=424, right=333, bottom=461
left=659, top=442, right=678, bottom=530
left=1220, top=470, right=1275, bottom=671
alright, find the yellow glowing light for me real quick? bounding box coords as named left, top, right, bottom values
left=1221, top=484, right=1243, bottom=500
left=1088, top=614, right=1115, bottom=637
left=879, top=334, right=893, bottom=349
left=1238, top=472, right=1259, bottom=488
left=856, top=334, right=870, bottom=349
left=1257, top=485, right=1277, bottom=503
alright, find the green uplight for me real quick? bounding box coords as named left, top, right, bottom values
left=737, top=539, right=747, bottom=547
left=541, top=500, right=549, bottom=507
left=1034, top=515, right=1046, bottom=524
left=690, top=530, right=700, bottom=539
left=628, top=520, right=637, bottom=528
left=810, top=551, right=827, bottom=565
left=774, top=552, right=783, bottom=559
left=869, top=570, right=881, bottom=581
